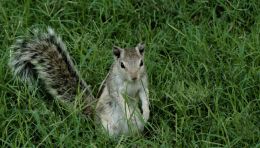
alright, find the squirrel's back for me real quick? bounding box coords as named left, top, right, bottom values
left=9, top=28, right=94, bottom=102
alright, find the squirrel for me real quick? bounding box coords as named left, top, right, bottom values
left=96, top=44, right=150, bottom=136
left=9, top=28, right=150, bottom=137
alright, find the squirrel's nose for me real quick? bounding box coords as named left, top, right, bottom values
left=132, top=77, right=137, bottom=81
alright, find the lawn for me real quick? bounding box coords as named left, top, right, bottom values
left=0, top=0, right=259, bottom=147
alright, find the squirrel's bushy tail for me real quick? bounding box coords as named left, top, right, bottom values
left=9, top=27, right=94, bottom=103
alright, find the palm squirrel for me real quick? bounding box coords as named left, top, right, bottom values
left=96, top=44, right=150, bottom=136
left=9, top=28, right=150, bottom=136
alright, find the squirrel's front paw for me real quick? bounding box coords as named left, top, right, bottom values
left=142, top=109, right=150, bottom=122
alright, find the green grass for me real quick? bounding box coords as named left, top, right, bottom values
left=0, top=0, right=260, bottom=147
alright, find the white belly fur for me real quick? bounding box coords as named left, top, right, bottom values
left=97, top=83, right=144, bottom=136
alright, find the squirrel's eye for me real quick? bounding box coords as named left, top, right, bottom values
left=120, top=62, right=125, bottom=69
left=140, top=60, right=143, bottom=67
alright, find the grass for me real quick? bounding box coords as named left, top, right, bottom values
left=0, top=0, right=260, bottom=147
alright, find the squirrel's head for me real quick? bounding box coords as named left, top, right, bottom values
left=113, top=43, right=146, bottom=82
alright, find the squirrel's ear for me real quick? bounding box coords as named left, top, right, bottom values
left=113, top=46, right=122, bottom=58
left=136, top=43, right=145, bottom=55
